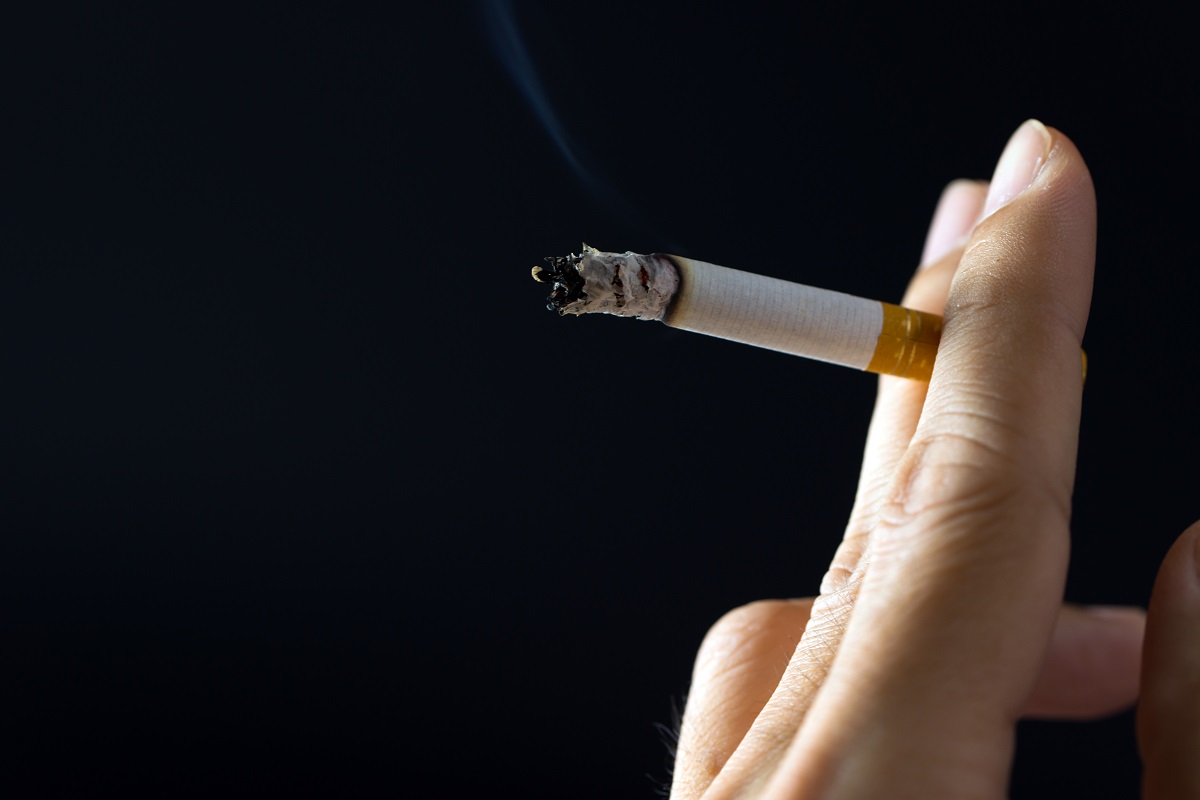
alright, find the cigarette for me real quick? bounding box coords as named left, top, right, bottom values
left=532, top=245, right=943, bottom=381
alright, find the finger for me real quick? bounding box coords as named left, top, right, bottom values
left=824, top=181, right=987, bottom=597
left=670, top=598, right=815, bottom=800
left=695, top=186, right=986, bottom=797
left=921, top=178, right=989, bottom=266
left=1138, top=521, right=1200, bottom=799
left=1024, top=603, right=1144, bottom=720
left=773, top=120, right=1095, bottom=795
left=707, top=191, right=986, bottom=796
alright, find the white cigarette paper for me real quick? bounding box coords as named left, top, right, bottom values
left=533, top=245, right=942, bottom=380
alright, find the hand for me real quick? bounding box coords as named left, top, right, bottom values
left=668, top=120, right=1195, bottom=798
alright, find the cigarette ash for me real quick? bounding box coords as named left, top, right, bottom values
left=531, top=244, right=679, bottom=321
left=532, top=252, right=587, bottom=310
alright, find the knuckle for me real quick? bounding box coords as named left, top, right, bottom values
left=708, top=599, right=787, bottom=636
left=820, top=533, right=870, bottom=595
left=870, top=430, right=1071, bottom=571
left=873, top=433, right=1024, bottom=559
left=696, top=600, right=794, bottom=667
left=819, top=562, right=855, bottom=595
left=917, top=393, right=1026, bottom=457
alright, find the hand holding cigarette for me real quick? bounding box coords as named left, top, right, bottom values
left=660, top=121, right=1197, bottom=797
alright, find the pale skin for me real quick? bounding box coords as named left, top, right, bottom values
left=669, top=120, right=1200, bottom=799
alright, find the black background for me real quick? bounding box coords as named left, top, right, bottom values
left=3, top=3, right=1197, bottom=797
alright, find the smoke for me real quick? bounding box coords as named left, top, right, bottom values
left=477, top=0, right=591, bottom=184
left=476, top=1, right=681, bottom=249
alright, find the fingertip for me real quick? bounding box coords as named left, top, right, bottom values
left=915, top=122, right=1097, bottom=487
left=963, top=122, right=1097, bottom=338
left=981, top=119, right=1051, bottom=220
left=1148, top=520, right=1200, bottom=611
left=1024, top=604, right=1145, bottom=720
left=919, top=179, right=988, bottom=267
left=902, top=179, right=987, bottom=315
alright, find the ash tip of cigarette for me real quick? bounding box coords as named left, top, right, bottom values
left=534, top=249, right=587, bottom=313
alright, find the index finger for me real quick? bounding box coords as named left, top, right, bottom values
left=773, top=121, right=1096, bottom=795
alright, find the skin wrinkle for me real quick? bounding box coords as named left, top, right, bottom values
left=689, top=703, right=750, bottom=751
left=802, top=572, right=862, bottom=643
left=918, top=368, right=1082, bottom=515
left=836, top=549, right=1066, bottom=722
left=676, top=599, right=820, bottom=799
left=798, top=602, right=854, bottom=658
left=902, top=418, right=1079, bottom=528
left=775, top=576, right=863, bottom=701
left=915, top=397, right=1028, bottom=451
left=819, top=529, right=876, bottom=594
left=877, top=517, right=1047, bottom=609
left=818, top=557, right=856, bottom=596
left=785, top=633, right=839, bottom=692
left=732, top=706, right=808, bottom=770
left=822, top=394, right=926, bottom=595
left=869, top=510, right=1031, bottom=595
left=868, top=446, right=1055, bottom=585
left=888, top=433, right=1024, bottom=514
left=729, top=530, right=872, bottom=777
left=725, top=577, right=864, bottom=768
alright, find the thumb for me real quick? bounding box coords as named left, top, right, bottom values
left=1138, top=520, right=1200, bottom=799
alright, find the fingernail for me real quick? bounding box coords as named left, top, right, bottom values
left=919, top=179, right=986, bottom=268
left=981, top=119, right=1051, bottom=218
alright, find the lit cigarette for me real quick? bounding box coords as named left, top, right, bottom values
left=533, top=245, right=943, bottom=380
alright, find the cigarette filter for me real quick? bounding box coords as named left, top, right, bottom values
left=533, top=245, right=943, bottom=381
